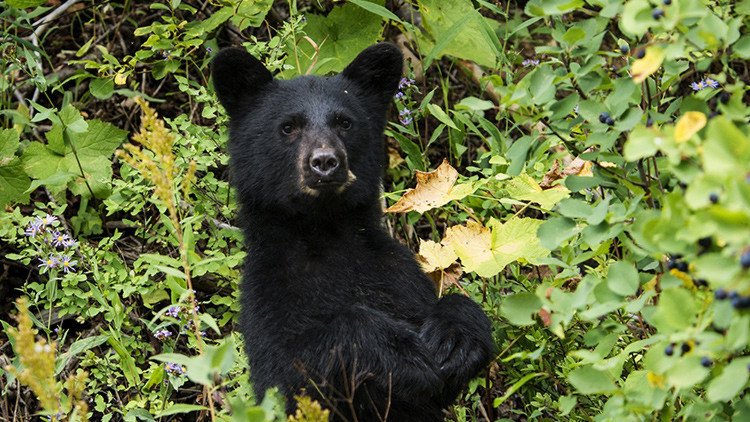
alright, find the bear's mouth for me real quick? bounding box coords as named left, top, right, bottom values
left=302, top=170, right=357, bottom=195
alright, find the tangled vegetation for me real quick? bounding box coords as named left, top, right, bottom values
left=1, top=0, right=749, bottom=420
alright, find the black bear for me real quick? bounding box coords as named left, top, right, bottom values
left=212, top=43, right=495, bottom=421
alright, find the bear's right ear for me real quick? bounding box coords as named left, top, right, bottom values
left=211, top=48, right=273, bottom=115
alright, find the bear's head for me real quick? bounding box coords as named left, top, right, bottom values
left=212, top=44, right=403, bottom=216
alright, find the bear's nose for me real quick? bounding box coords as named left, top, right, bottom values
left=309, top=149, right=340, bottom=178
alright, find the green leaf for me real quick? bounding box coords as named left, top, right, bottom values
left=348, top=0, right=404, bottom=23
left=418, top=0, right=499, bottom=67
left=154, top=405, right=208, bottom=417
left=490, top=218, right=550, bottom=269
left=59, top=104, right=88, bottom=134
left=284, top=1, right=384, bottom=75
left=568, top=365, right=617, bottom=394
left=6, top=0, right=45, bottom=8
left=623, top=125, right=659, bottom=161
left=55, top=335, right=110, bottom=375
left=706, top=358, right=750, bottom=402
left=230, top=0, right=273, bottom=31
left=0, top=159, right=31, bottom=207
left=537, top=217, right=578, bottom=249
left=703, top=116, right=750, bottom=178
left=606, top=261, right=639, bottom=297
left=89, top=77, right=115, bottom=100
left=525, top=0, right=584, bottom=16
left=426, top=104, right=459, bottom=130
left=644, top=288, right=697, bottom=334
left=22, top=120, right=127, bottom=198
left=0, top=128, right=19, bottom=159
left=506, top=173, right=570, bottom=211
left=500, top=292, right=542, bottom=326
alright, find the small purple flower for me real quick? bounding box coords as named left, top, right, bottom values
left=398, top=108, right=413, bottom=125
left=165, top=306, right=181, bottom=318
left=399, top=116, right=413, bottom=125
left=398, top=77, right=415, bottom=90
left=522, top=59, right=540, bottom=67
left=704, top=78, right=719, bottom=89
left=40, top=214, right=58, bottom=227
left=154, top=329, right=172, bottom=340
left=59, top=255, right=77, bottom=273
left=38, top=255, right=59, bottom=270
left=691, top=81, right=705, bottom=91
left=62, top=237, right=77, bottom=248
left=394, top=91, right=405, bottom=100
left=50, top=231, right=70, bottom=248
left=164, top=362, right=185, bottom=376
left=25, top=219, right=43, bottom=237
left=205, top=46, right=213, bottom=53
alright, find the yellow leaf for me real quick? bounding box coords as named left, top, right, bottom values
left=418, top=239, right=458, bottom=272
left=631, top=47, right=665, bottom=83
left=674, top=111, right=706, bottom=143
left=647, top=371, right=665, bottom=388
left=443, top=220, right=497, bottom=277
left=386, top=159, right=471, bottom=213
left=114, top=72, right=127, bottom=86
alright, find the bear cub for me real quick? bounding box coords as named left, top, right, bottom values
left=212, top=43, right=495, bottom=421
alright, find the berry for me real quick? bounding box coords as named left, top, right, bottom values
left=599, top=112, right=610, bottom=123
left=663, top=0, right=672, bottom=5
left=676, top=261, right=688, bottom=272
left=646, top=116, right=653, bottom=127
left=694, top=279, right=708, bottom=287
left=731, top=295, right=750, bottom=309
left=701, top=357, right=712, bottom=367
left=709, top=193, right=719, bottom=204
left=741, top=250, right=750, bottom=269
left=665, top=344, right=675, bottom=356
left=715, top=288, right=728, bottom=300
left=698, top=237, right=712, bottom=248
left=729, top=290, right=740, bottom=300
left=605, top=117, right=615, bottom=126
left=681, top=342, right=691, bottom=353
left=652, top=8, right=665, bottom=19
left=637, top=49, right=646, bottom=59
left=719, top=92, right=730, bottom=104
left=620, top=44, right=630, bottom=54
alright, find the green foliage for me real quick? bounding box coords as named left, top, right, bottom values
left=1, top=0, right=750, bottom=420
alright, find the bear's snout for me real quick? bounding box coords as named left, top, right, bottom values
left=309, top=148, right=340, bottom=178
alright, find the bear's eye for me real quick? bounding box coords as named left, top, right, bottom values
left=337, top=117, right=352, bottom=130
left=281, top=123, right=295, bottom=135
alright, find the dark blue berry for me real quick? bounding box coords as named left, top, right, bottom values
left=709, top=193, right=719, bottom=204
left=729, top=290, right=740, bottom=300
left=599, top=112, right=610, bottom=123
left=719, top=92, right=730, bottom=104
left=681, top=343, right=691, bottom=353
left=663, top=0, right=672, bottom=5
left=676, top=261, right=688, bottom=272
left=741, top=250, right=750, bottom=269
left=731, top=296, right=750, bottom=309
left=637, top=49, right=646, bottom=59
left=665, top=344, right=674, bottom=356
left=698, top=237, right=712, bottom=248
left=715, top=288, right=728, bottom=300
left=646, top=117, right=653, bottom=127
left=701, top=357, right=712, bottom=367
left=652, top=8, right=665, bottom=19
left=605, top=117, right=615, bottom=126
left=620, top=44, right=629, bottom=54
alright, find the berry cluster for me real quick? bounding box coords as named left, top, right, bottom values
left=714, top=289, right=750, bottom=309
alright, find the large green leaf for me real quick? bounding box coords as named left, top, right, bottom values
left=285, top=1, right=384, bottom=75
left=22, top=120, right=127, bottom=198
left=418, top=0, right=499, bottom=67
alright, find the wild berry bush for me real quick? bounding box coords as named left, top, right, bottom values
left=1, top=0, right=749, bottom=421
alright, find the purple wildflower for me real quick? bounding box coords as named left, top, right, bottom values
left=165, top=306, right=181, bottom=318
left=398, top=77, right=415, bottom=90
left=691, top=78, right=719, bottom=91
left=399, top=109, right=413, bottom=125
left=704, top=78, right=719, bottom=89
left=394, top=91, right=405, bottom=100
left=522, top=59, right=540, bottom=67
left=691, top=81, right=705, bottom=91
left=154, top=329, right=172, bottom=340
left=25, top=219, right=43, bottom=237
left=40, top=214, right=58, bottom=227
left=38, top=255, right=59, bottom=270
left=59, top=255, right=77, bottom=273
left=205, top=46, right=213, bottom=53
left=50, top=231, right=70, bottom=248
left=164, top=362, right=185, bottom=376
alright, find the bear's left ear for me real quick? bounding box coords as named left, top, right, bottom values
left=341, top=43, right=403, bottom=100
left=211, top=47, right=273, bottom=116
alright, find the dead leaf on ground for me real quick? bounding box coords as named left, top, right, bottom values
left=386, top=159, right=473, bottom=214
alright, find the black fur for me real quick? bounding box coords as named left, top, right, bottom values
left=212, top=43, right=495, bottom=421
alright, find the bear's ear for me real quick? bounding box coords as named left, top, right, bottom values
left=341, top=43, right=403, bottom=99
left=211, top=48, right=273, bottom=115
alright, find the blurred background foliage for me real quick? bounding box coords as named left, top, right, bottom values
left=1, top=0, right=749, bottom=420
